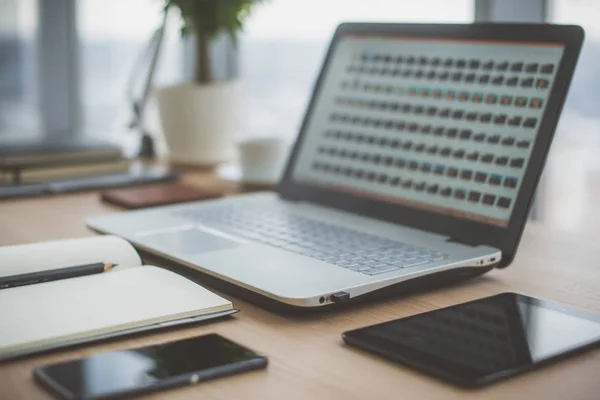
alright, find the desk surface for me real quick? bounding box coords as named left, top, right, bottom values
left=1, top=178, right=599, bottom=400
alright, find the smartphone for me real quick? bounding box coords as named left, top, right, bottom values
left=34, top=334, right=268, bottom=400
left=343, top=292, right=600, bottom=387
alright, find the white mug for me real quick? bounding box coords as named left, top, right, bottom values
left=237, top=137, right=290, bottom=184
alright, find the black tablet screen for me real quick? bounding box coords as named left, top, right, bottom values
left=343, top=293, right=600, bottom=386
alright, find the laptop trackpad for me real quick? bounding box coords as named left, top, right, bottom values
left=139, top=227, right=240, bottom=254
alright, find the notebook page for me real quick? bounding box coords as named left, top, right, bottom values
left=0, top=235, right=141, bottom=278
left=0, top=265, right=232, bottom=356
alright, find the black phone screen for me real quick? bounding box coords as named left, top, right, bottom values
left=343, top=293, right=600, bottom=387
left=35, top=334, right=267, bottom=399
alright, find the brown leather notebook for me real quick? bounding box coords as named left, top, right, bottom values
left=101, top=184, right=223, bottom=209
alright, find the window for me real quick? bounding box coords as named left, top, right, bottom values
left=0, top=0, right=39, bottom=139
left=551, top=0, right=600, bottom=137
left=77, top=0, right=184, bottom=141
left=240, top=0, right=474, bottom=137
left=542, top=0, right=600, bottom=232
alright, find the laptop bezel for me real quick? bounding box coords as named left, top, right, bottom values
left=277, top=23, right=584, bottom=267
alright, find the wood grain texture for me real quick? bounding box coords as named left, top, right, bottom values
left=1, top=175, right=599, bottom=400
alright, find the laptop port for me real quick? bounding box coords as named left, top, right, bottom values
left=330, top=292, right=350, bottom=303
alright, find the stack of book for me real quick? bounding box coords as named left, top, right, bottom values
left=0, top=138, right=129, bottom=185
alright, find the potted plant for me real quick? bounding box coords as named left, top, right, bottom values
left=157, top=0, right=264, bottom=166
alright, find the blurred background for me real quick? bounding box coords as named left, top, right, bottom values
left=0, top=0, right=599, bottom=233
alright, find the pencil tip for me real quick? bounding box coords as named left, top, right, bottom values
left=104, top=263, right=119, bottom=271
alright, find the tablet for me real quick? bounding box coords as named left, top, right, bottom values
left=342, top=293, right=600, bottom=387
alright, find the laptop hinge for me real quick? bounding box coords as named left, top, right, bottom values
left=445, top=237, right=480, bottom=247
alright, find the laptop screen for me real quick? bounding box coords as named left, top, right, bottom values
left=291, top=34, right=564, bottom=227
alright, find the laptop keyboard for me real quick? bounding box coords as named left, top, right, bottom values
left=173, top=203, right=449, bottom=275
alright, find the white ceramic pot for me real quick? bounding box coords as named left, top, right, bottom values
left=156, top=81, right=242, bottom=166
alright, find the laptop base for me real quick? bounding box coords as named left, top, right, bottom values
left=140, top=246, right=494, bottom=315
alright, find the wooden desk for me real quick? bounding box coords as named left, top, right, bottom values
left=1, top=181, right=599, bottom=400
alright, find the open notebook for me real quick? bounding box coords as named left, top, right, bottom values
left=0, top=235, right=236, bottom=361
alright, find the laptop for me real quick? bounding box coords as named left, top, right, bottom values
left=88, top=23, right=583, bottom=310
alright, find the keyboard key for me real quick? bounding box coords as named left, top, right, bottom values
left=485, top=94, right=497, bottom=104
left=461, top=169, right=473, bottom=180
left=468, top=191, right=481, bottom=202
left=467, top=151, right=479, bottom=161
left=479, top=113, right=492, bottom=123
left=494, top=114, right=507, bottom=125
left=489, top=174, right=502, bottom=185
left=487, top=134, right=500, bottom=144
left=473, top=133, right=486, bottom=142
left=502, top=137, right=516, bottom=146
left=453, top=110, right=465, bottom=119
left=516, top=140, right=531, bottom=149
left=521, top=77, right=534, bottom=88
left=497, top=61, right=509, bottom=71
left=508, top=116, right=522, bottom=126
left=453, top=149, right=465, bottom=159
left=367, top=265, right=401, bottom=275
left=427, top=145, right=439, bottom=155
left=497, top=197, right=512, bottom=208
left=541, top=64, right=555, bottom=74
left=530, top=98, right=543, bottom=109
left=482, top=60, right=494, bottom=70
left=511, top=158, right=525, bottom=168
left=504, top=177, right=518, bottom=188
left=536, top=79, right=550, bottom=89
left=515, top=97, right=528, bottom=107
left=510, top=62, right=523, bottom=72
left=454, top=188, right=466, bottom=200
left=506, top=77, right=519, bottom=86
left=460, top=129, right=472, bottom=140
left=482, top=194, right=496, bottom=205
left=495, top=156, right=509, bottom=166
left=525, top=62, right=539, bottom=73
left=523, top=117, right=538, bottom=128
left=500, top=95, right=512, bottom=106
left=427, top=184, right=439, bottom=194
left=447, top=167, right=459, bottom=178
left=481, top=153, right=494, bottom=163
left=475, top=172, right=488, bottom=183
